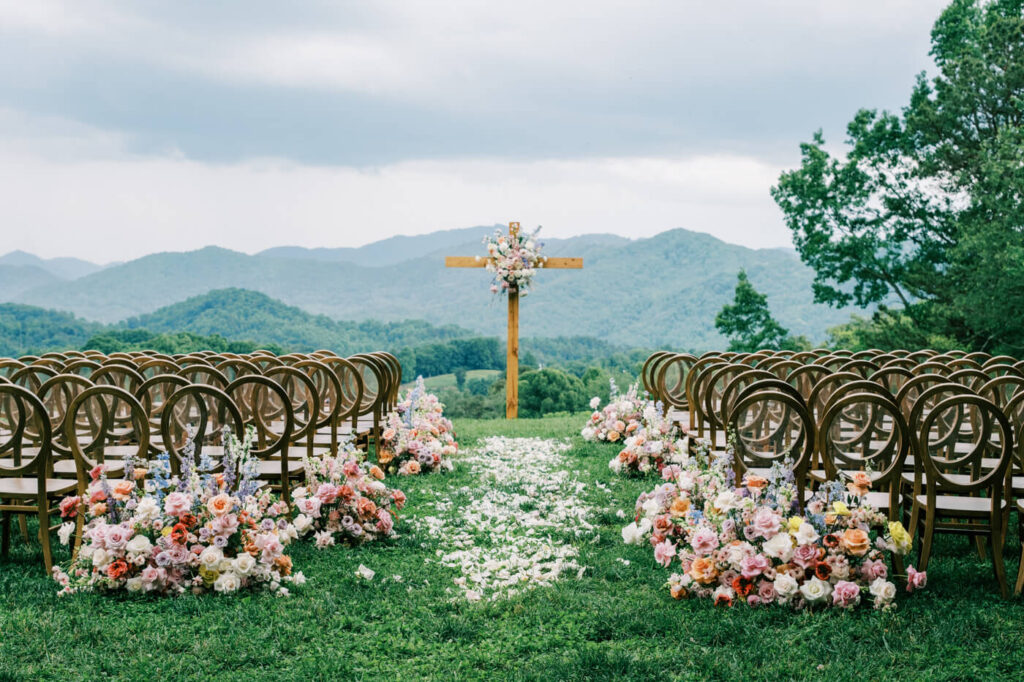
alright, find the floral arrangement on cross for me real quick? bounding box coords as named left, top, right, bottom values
left=622, top=435, right=926, bottom=610
left=479, top=223, right=545, bottom=297
left=53, top=426, right=303, bottom=597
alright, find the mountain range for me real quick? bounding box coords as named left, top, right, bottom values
left=0, top=227, right=862, bottom=350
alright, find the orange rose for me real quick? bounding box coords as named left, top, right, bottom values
left=378, top=450, right=395, bottom=465
left=207, top=493, right=233, bottom=517
left=847, top=471, right=872, bottom=497
left=670, top=497, right=691, bottom=516
left=670, top=583, right=689, bottom=600
left=357, top=497, right=378, bottom=519
left=244, top=542, right=259, bottom=557
left=170, top=523, right=189, bottom=545
left=132, top=467, right=148, bottom=481
left=106, top=559, right=129, bottom=580
left=369, top=465, right=385, bottom=481
left=617, top=450, right=630, bottom=462
left=608, top=431, right=620, bottom=442
left=689, top=557, right=719, bottom=585
left=840, top=528, right=871, bottom=557
left=743, top=475, right=768, bottom=491
left=274, top=555, right=293, bottom=576
left=111, top=479, right=135, bottom=501
left=90, top=503, right=107, bottom=516
left=406, top=461, right=421, bottom=475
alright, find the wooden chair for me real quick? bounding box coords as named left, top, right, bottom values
left=914, top=394, right=1014, bottom=597
left=226, top=375, right=299, bottom=502
left=0, top=384, right=74, bottom=573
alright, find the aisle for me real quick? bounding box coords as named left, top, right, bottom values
left=413, top=436, right=597, bottom=601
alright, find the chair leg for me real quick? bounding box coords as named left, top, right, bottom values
left=18, top=514, right=29, bottom=543
left=975, top=535, right=988, bottom=561
left=919, top=506, right=936, bottom=571
left=1015, top=541, right=1024, bottom=596
left=991, top=514, right=1009, bottom=599
left=1, top=509, right=10, bottom=558
left=37, top=502, right=53, bottom=575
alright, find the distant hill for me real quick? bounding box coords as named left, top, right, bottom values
left=121, top=288, right=473, bottom=354
left=0, top=250, right=108, bottom=280
left=0, top=264, right=63, bottom=300
left=0, top=303, right=100, bottom=356
left=8, top=227, right=864, bottom=349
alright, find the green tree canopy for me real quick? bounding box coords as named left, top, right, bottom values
left=771, top=0, right=1024, bottom=353
left=715, top=270, right=790, bottom=352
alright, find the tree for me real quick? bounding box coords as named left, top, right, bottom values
left=771, top=0, right=1024, bottom=353
left=715, top=270, right=790, bottom=351
left=518, top=368, right=586, bottom=417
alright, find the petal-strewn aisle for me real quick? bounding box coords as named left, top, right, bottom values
left=413, top=436, right=596, bottom=602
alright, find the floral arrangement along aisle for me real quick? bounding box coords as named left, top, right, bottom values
left=480, top=224, right=544, bottom=297
left=292, top=444, right=407, bottom=548
left=379, top=377, right=458, bottom=476
left=622, top=438, right=926, bottom=610
left=53, top=428, right=303, bottom=597
left=582, top=380, right=688, bottom=477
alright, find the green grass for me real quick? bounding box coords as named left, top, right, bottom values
left=2, top=415, right=1024, bottom=680
left=403, top=369, right=501, bottom=392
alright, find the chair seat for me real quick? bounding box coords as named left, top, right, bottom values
left=914, top=494, right=1006, bottom=516
left=256, top=459, right=305, bottom=478
left=0, top=477, right=78, bottom=497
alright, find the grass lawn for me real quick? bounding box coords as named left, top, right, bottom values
left=403, top=370, right=501, bottom=392
left=2, top=415, right=1024, bottom=680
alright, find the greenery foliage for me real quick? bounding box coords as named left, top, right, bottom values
left=772, top=0, right=1024, bottom=354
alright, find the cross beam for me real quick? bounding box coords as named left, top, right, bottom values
left=445, top=222, right=583, bottom=418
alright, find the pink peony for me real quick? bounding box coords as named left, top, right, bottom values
left=690, top=528, right=720, bottom=556
left=832, top=580, right=862, bottom=608
left=653, top=539, right=677, bottom=568
left=791, top=544, right=819, bottom=569
left=860, top=558, right=888, bottom=581
left=163, top=492, right=193, bottom=517
left=906, top=566, right=927, bottom=592
left=740, top=554, right=771, bottom=579
left=749, top=507, right=782, bottom=539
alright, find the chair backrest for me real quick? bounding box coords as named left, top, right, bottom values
left=225, top=375, right=293, bottom=458
left=65, top=384, right=150, bottom=476
left=917, top=394, right=1013, bottom=495
left=728, top=389, right=815, bottom=487
left=0, top=383, right=52, bottom=477
left=160, top=384, right=244, bottom=475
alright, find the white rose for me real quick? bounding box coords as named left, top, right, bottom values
left=648, top=440, right=664, bottom=455
left=293, top=514, right=313, bottom=534
left=773, top=573, right=799, bottom=598
left=125, top=535, right=152, bottom=556
left=799, top=576, right=832, bottom=603
left=214, top=571, right=241, bottom=593
left=589, top=397, right=601, bottom=409
left=91, top=548, right=110, bottom=568
left=126, top=577, right=144, bottom=592
left=199, top=546, right=224, bottom=568
left=58, top=522, right=75, bottom=546
left=713, top=491, right=739, bottom=513
left=608, top=458, right=623, bottom=474
left=763, top=533, right=795, bottom=562
left=134, top=497, right=160, bottom=522
left=233, top=554, right=257, bottom=576
left=793, top=520, right=820, bottom=545
left=638, top=459, right=651, bottom=473
left=869, top=578, right=897, bottom=603
left=621, top=522, right=642, bottom=545
left=642, top=498, right=661, bottom=516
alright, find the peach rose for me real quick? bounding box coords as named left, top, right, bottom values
left=207, top=493, right=233, bottom=517
left=378, top=450, right=395, bottom=465
left=608, top=431, right=621, bottom=442
left=132, top=467, right=148, bottom=481
left=670, top=497, right=691, bottom=516
left=840, top=528, right=871, bottom=557
left=744, top=475, right=768, bottom=491
left=689, top=556, right=719, bottom=585
left=111, top=479, right=135, bottom=501
left=847, top=471, right=872, bottom=497
left=369, top=465, right=385, bottom=480
left=406, top=460, right=421, bottom=475
left=274, top=555, right=293, bottom=576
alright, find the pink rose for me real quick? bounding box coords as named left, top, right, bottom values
left=906, top=566, right=927, bottom=592
left=757, top=580, right=776, bottom=604
left=376, top=509, right=394, bottom=534
left=163, top=492, right=193, bottom=518
left=210, top=514, right=239, bottom=536
left=746, top=594, right=762, bottom=606
left=104, top=524, right=133, bottom=551
left=690, top=528, right=720, bottom=556
left=342, top=461, right=361, bottom=478
left=661, top=465, right=682, bottom=482
left=297, top=496, right=322, bottom=518
left=89, top=464, right=106, bottom=482
left=749, top=507, right=782, bottom=539
left=740, top=554, right=771, bottom=579
left=791, top=544, right=819, bottom=569
left=654, top=539, right=677, bottom=568
left=860, top=558, right=888, bottom=581
left=316, top=484, right=341, bottom=505
left=832, top=580, right=861, bottom=608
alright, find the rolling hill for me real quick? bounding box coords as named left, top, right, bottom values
left=3, top=227, right=864, bottom=349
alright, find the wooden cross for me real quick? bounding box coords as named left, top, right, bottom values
left=445, top=222, right=583, bottom=418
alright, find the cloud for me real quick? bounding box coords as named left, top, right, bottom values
left=0, top=114, right=788, bottom=262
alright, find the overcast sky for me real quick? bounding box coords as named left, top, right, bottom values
left=0, top=0, right=950, bottom=262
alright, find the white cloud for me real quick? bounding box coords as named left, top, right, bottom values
left=0, top=121, right=789, bottom=261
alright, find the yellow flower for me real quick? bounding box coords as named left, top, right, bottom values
left=161, top=526, right=173, bottom=537
left=888, top=521, right=912, bottom=554
left=199, top=566, right=219, bottom=586
left=832, top=501, right=851, bottom=517
left=787, top=517, right=803, bottom=534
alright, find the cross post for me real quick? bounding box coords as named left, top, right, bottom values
left=445, top=221, right=583, bottom=419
